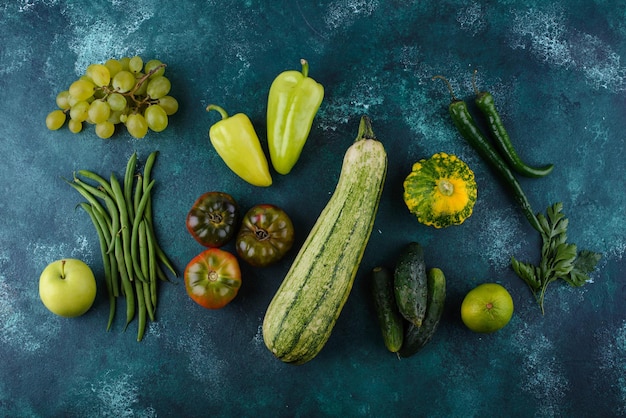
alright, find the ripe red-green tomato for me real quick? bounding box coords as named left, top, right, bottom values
left=186, top=192, right=240, bottom=248
left=236, top=204, right=294, bottom=267
left=184, top=248, right=242, bottom=309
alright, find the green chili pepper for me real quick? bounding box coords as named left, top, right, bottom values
left=472, top=72, right=554, bottom=178
left=267, top=59, right=324, bottom=175
left=207, top=104, right=273, bottom=187
left=433, top=75, right=542, bottom=233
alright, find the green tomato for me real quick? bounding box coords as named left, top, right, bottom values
left=236, top=204, right=295, bottom=267
left=186, top=192, right=240, bottom=248
left=184, top=248, right=241, bottom=309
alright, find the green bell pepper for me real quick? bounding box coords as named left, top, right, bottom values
left=266, top=59, right=324, bottom=175
left=206, top=104, right=272, bottom=187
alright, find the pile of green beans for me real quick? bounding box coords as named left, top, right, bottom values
left=67, top=151, right=176, bottom=341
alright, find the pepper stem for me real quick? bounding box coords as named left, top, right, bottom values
left=432, top=75, right=459, bottom=102
left=355, top=116, right=376, bottom=143
left=206, top=104, right=229, bottom=120
left=300, top=59, right=309, bottom=78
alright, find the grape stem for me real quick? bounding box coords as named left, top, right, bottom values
left=129, top=63, right=167, bottom=104
left=95, top=63, right=168, bottom=113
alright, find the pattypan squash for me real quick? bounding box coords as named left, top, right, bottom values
left=403, top=152, right=477, bottom=228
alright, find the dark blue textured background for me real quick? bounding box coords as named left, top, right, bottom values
left=1, top=1, right=625, bottom=416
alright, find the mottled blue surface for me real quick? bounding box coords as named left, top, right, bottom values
left=1, top=0, right=625, bottom=416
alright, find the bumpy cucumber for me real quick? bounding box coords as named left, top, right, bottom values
left=394, top=242, right=427, bottom=327
left=371, top=266, right=404, bottom=353
left=399, top=267, right=446, bottom=358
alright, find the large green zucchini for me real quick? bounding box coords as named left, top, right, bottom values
left=262, top=116, right=387, bottom=364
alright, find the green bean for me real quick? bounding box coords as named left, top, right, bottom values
left=75, top=176, right=120, bottom=254
left=77, top=169, right=114, bottom=197
left=91, top=203, right=120, bottom=301
left=142, top=151, right=159, bottom=188
left=124, top=151, right=138, bottom=221
left=138, top=150, right=177, bottom=278
left=143, top=220, right=176, bottom=280
left=108, top=244, right=120, bottom=298
left=115, top=235, right=135, bottom=330
left=79, top=203, right=116, bottom=331
left=145, top=218, right=158, bottom=307
left=130, top=174, right=147, bottom=283
left=142, top=151, right=158, bottom=219
left=102, top=192, right=120, bottom=255
left=133, top=174, right=143, bottom=214
left=143, top=275, right=155, bottom=322
left=86, top=200, right=120, bottom=300
left=138, top=219, right=149, bottom=278
left=65, top=180, right=111, bottom=226
left=73, top=176, right=108, bottom=200
left=131, top=180, right=155, bottom=247
left=134, top=279, right=147, bottom=341
left=110, top=173, right=135, bottom=282
left=129, top=179, right=155, bottom=283
left=138, top=220, right=155, bottom=322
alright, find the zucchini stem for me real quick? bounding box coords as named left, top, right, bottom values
left=355, top=116, right=376, bottom=142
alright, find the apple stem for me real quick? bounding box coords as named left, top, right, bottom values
left=61, top=260, right=66, bottom=280
left=486, top=302, right=493, bottom=310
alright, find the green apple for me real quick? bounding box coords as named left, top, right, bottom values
left=460, top=283, right=514, bottom=333
left=39, top=258, right=97, bottom=317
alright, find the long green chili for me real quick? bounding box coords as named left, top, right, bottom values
left=433, top=75, right=541, bottom=232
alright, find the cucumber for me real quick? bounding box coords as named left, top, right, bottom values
left=394, top=242, right=427, bottom=326
left=399, top=267, right=446, bottom=358
left=371, top=266, right=404, bottom=353
left=262, top=116, right=387, bottom=365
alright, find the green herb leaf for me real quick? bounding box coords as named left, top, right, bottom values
left=511, top=257, right=540, bottom=291
left=511, top=202, right=601, bottom=314
left=551, top=242, right=577, bottom=277
left=563, top=250, right=602, bottom=287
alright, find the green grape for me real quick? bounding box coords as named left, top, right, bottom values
left=129, top=56, right=143, bottom=73
left=144, top=59, right=165, bottom=78
left=104, top=59, right=123, bottom=77
left=69, top=101, right=90, bottom=122
left=68, top=95, right=81, bottom=107
left=80, top=75, right=95, bottom=83
left=107, top=93, right=127, bottom=111
left=144, top=105, right=168, bottom=132
left=68, top=119, right=82, bottom=133
left=95, top=121, right=115, bottom=139
left=158, top=96, right=179, bottom=115
left=108, top=108, right=127, bottom=124
left=125, top=114, right=148, bottom=138
left=133, top=73, right=148, bottom=96
left=88, top=100, right=111, bottom=124
left=146, top=76, right=171, bottom=99
left=86, top=64, right=111, bottom=87
left=112, top=71, right=136, bottom=93
left=119, top=57, right=131, bottom=70
left=56, top=91, right=71, bottom=109
left=69, top=79, right=95, bottom=101
left=46, top=110, right=66, bottom=130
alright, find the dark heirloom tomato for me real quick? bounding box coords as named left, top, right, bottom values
left=236, top=204, right=295, bottom=267
left=186, top=191, right=239, bottom=247
left=184, top=248, right=241, bottom=309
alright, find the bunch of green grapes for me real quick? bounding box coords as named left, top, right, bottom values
left=46, top=56, right=179, bottom=139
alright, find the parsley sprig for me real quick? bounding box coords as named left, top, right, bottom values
left=511, top=202, right=602, bottom=314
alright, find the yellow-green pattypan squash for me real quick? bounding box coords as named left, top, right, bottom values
left=403, top=152, right=477, bottom=228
